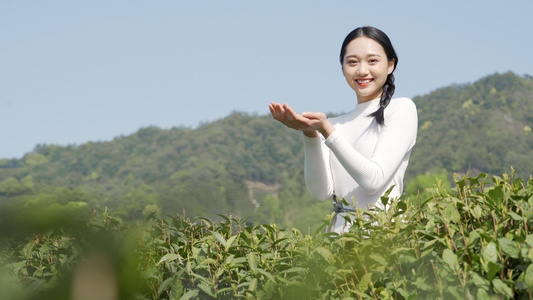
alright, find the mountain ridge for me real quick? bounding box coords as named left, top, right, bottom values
left=1, top=71, right=532, bottom=230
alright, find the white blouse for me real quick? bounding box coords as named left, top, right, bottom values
left=303, top=97, right=418, bottom=233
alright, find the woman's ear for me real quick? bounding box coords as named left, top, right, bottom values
left=387, top=58, right=395, bottom=75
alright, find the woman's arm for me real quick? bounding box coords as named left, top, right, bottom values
left=326, top=99, right=418, bottom=194
left=269, top=102, right=334, bottom=200
left=303, top=135, right=334, bottom=201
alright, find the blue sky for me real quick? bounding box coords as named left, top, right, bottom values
left=1, top=1, right=532, bottom=159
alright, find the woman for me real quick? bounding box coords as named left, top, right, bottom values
left=269, top=26, right=418, bottom=234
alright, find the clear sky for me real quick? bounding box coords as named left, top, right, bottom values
left=1, top=0, right=532, bottom=159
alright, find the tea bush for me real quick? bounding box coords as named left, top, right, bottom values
left=2, top=171, right=533, bottom=299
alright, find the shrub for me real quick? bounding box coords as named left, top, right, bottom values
left=2, top=171, right=533, bottom=299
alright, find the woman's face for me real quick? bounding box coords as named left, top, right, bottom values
left=341, top=36, right=395, bottom=103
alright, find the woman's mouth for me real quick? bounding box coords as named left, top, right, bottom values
left=356, top=79, right=373, bottom=86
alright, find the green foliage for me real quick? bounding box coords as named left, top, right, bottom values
left=3, top=172, right=533, bottom=299
left=409, top=72, right=533, bottom=181
left=405, top=169, right=451, bottom=200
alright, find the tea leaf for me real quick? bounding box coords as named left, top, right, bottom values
left=314, top=246, right=335, bottom=264
left=247, top=252, right=257, bottom=272
left=157, top=277, right=172, bottom=295
left=197, top=282, right=216, bottom=298
left=483, top=242, right=498, bottom=266
left=280, top=267, right=307, bottom=274
left=476, top=288, right=490, bottom=300
left=498, top=237, right=519, bottom=259
left=225, top=235, right=238, bottom=252
left=524, top=264, right=533, bottom=289
left=471, top=272, right=490, bottom=290
left=211, top=231, right=226, bottom=248
left=179, top=289, right=199, bottom=300
left=158, top=253, right=181, bottom=265
left=170, top=275, right=184, bottom=299
left=370, top=254, right=387, bottom=266
left=249, top=278, right=258, bottom=292
left=488, top=187, right=504, bottom=206
left=486, top=262, right=500, bottom=281
left=442, top=248, right=458, bottom=270
left=525, top=234, right=533, bottom=248
left=492, top=278, right=513, bottom=298
left=507, top=211, right=523, bottom=221
left=256, top=268, right=276, bottom=282
left=357, top=272, right=372, bottom=292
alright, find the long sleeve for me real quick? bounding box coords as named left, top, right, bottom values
left=325, top=98, right=418, bottom=195
left=303, top=135, right=334, bottom=201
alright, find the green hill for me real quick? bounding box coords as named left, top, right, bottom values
left=1, top=72, right=532, bottom=231
left=408, top=71, right=533, bottom=180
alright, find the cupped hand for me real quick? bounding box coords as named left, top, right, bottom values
left=268, top=102, right=335, bottom=138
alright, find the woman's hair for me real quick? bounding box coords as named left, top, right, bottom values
left=339, top=26, right=398, bottom=125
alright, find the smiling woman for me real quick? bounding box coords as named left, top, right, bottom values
left=269, top=26, right=418, bottom=234
left=341, top=36, right=395, bottom=105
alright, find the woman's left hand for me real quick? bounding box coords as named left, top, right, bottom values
left=269, top=102, right=335, bottom=138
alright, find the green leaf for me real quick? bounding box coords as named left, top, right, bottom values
left=179, top=289, right=199, bottom=300
left=232, top=257, right=247, bottom=264
left=370, top=254, right=387, bottom=266
left=468, top=230, right=481, bottom=245
left=422, top=239, right=438, bottom=249
left=473, top=205, right=483, bottom=218
left=486, top=262, right=500, bottom=281
left=390, top=247, right=412, bottom=254
left=492, top=279, right=513, bottom=298
left=507, top=211, right=523, bottom=221
left=412, top=277, right=432, bottom=291
left=314, top=246, right=335, bottom=264
left=442, top=248, right=458, bottom=270
left=199, top=258, right=217, bottom=266
left=498, top=237, right=519, bottom=259
left=247, top=252, right=257, bottom=272
left=280, top=267, right=308, bottom=274
left=525, top=234, right=533, bottom=248
left=476, top=287, right=490, bottom=300
left=225, top=235, right=238, bottom=252
left=524, top=264, right=533, bottom=289
left=488, top=187, right=504, bottom=206
left=471, top=272, right=490, bottom=290
left=158, top=253, right=181, bottom=265
left=256, top=268, right=276, bottom=282
left=211, top=231, right=226, bottom=248
left=482, top=242, right=498, bottom=270
left=197, top=282, right=216, bottom=298
left=158, top=277, right=172, bottom=295
left=357, top=272, right=372, bottom=292
left=443, top=203, right=460, bottom=223
left=170, top=275, right=184, bottom=299
left=248, top=278, right=258, bottom=292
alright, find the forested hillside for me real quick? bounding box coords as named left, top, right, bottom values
left=408, top=71, right=533, bottom=181
left=1, top=72, right=532, bottom=232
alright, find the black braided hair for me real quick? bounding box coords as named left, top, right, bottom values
left=368, top=74, right=395, bottom=125
left=339, top=26, right=398, bottom=125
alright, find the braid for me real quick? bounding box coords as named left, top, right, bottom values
left=369, top=74, right=395, bottom=125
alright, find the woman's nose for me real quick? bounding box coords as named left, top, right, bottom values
left=357, top=64, right=369, bottom=76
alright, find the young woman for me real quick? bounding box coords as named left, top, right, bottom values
left=269, top=26, right=418, bottom=233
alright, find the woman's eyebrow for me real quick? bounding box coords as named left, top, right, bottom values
left=344, top=53, right=382, bottom=59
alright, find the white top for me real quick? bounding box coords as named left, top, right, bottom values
left=303, top=97, right=418, bottom=231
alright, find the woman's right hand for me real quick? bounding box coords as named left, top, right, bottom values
left=268, top=102, right=319, bottom=137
